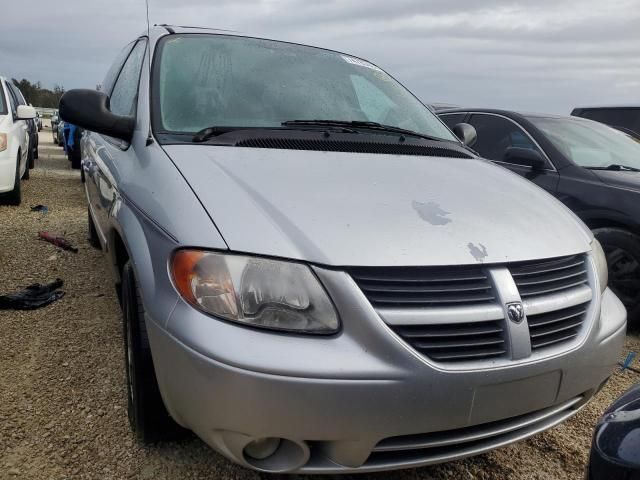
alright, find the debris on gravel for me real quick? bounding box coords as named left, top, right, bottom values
left=1, top=128, right=639, bottom=479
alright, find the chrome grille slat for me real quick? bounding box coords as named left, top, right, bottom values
left=526, top=305, right=587, bottom=328
left=392, top=320, right=506, bottom=362
left=514, top=267, right=587, bottom=286
left=510, top=255, right=589, bottom=300
left=529, top=319, right=584, bottom=338
left=517, top=279, right=589, bottom=297
left=365, top=291, right=496, bottom=306
left=531, top=331, right=579, bottom=349
left=396, top=324, right=503, bottom=338
left=413, top=337, right=505, bottom=349
left=359, top=282, right=491, bottom=293
left=426, top=346, right=508, bottom=361
left=510, top=257, right=585, bottom=276
left=527, top=300, right=589, bottom=350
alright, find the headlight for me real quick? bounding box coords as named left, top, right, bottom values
left=0, top=133, right=7, bottom=152
left=170, top=250, right=340, bottom=334
left=591, top=238, right=608, bottom=293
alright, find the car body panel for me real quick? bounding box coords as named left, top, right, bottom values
left=165, top=144, right=591, bottom=267
left=0, top=77, right=30, bottom=193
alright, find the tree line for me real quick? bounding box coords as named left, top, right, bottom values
left=11, top=78, right=65, bottom=109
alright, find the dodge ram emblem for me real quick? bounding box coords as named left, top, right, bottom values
left=507, top=302, right=525, bottom=323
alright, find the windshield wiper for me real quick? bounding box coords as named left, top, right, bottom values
left=586, top=164, right=640, bottom=172
left=193, top=126, right=239, bottom=142
left=282, top=119, right=445, bottom=143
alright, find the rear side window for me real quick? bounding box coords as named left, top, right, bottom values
left=439, top=113, right=466, bottom=129
left=575, top=108, right=640, bottom=134
left=109, top=40, right=147, bottom=117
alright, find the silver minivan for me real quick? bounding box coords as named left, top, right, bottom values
left=61, top=26, right=626, bottom=474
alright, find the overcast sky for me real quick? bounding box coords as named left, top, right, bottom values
left=2, top=0, right=639, bottom=113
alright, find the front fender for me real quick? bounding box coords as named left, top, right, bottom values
left=109, top=197, right=181, bottom=328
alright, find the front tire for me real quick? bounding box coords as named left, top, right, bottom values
left=87, top=207, right=101, bottom=249
left=121, top=261, right=184, bottom=443
left=594, top=228, right=640, bottom=326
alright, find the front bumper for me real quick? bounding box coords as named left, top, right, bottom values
left=146, top=268, right=626, bottom=473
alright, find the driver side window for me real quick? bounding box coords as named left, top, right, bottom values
left=109, top=40, right=147, bottom=118
left=468, top=114, right=542, bottom=164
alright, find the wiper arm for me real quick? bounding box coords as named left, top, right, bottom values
left=282, top=119, right=444, bottom=142
left=193, top=126, right=237, bottom=142
left=586, top=164, right=640, bottom=172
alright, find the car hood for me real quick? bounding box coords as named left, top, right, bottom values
left=165, top=145, right=592, bottom=266
left=591, top=169, right=640, bottom=192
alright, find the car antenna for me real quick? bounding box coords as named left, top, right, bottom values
left=145, top=0, right=154, bottom=146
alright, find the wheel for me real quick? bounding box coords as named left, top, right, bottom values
left=28, top=146, right=35, bottom=169
left=121, top=261, right=185, bottom=443
left=71, top=151, right=81, bottom=170
left=594, top=228, right=640, bottom=325
left=87, top=207, right=101, bottom=249
left=2, top=153, right=22, bottom=205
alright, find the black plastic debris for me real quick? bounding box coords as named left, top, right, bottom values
left=0, top=279, right=65, bottom=310
left=30, top=205, right=49, bottom=214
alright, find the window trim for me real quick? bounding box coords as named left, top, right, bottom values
left=466, top=112, right=557, bottom=172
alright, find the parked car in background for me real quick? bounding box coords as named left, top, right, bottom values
left=439, top=108, right=640, bottom=324
left=61, top=26, right=626, bottom=474
left=0, top=76, right=36, bottom=205
left=34, top=111, right=42, bottom=131
left=64, top=123, right=82, bottom=169
left=572, top=106, right=640, bottom=140
left=587, top=382, right=640, bottom=479
left=57, top=119, right=65, bottom=146
left=51, top=110, right=61, bottom=143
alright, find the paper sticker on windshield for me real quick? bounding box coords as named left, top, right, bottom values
left=342, top=55, right=383, bottom=72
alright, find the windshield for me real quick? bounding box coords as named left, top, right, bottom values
left=528, top=116, right=640, bottom=169
left=154, top=34, right=456, bottom=141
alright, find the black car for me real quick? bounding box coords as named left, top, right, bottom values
left=438, top=108, right=640, bottom=323
left=572, top=106, right=640, bottom=140
left=588, top=382, right=640, bottom=479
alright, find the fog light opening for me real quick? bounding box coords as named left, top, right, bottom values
left=241, top=437, right=309, bottom=472
left=244, top=437, right=281, bottom=460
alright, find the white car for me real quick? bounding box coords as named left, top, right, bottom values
left=0, top=76, right=36, bottom=205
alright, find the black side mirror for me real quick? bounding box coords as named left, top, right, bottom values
left=59, top=89, right=134, bottom=142
left=452, top=123, right=477, bottom=147
left=503, top=147, right=546, bottom=170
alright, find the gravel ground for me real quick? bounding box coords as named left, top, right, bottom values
left=1, top=126, right=639, bottom=480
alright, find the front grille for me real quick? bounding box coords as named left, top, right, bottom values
left=349, top=254, right=593, bottom=365
left=348, top=266, right=495, bottom=308
left=527, top=302, right=589, bottom=350
left=392, top=321, right=506, bottom=361
left=509, top=255, right=588, bottom=299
